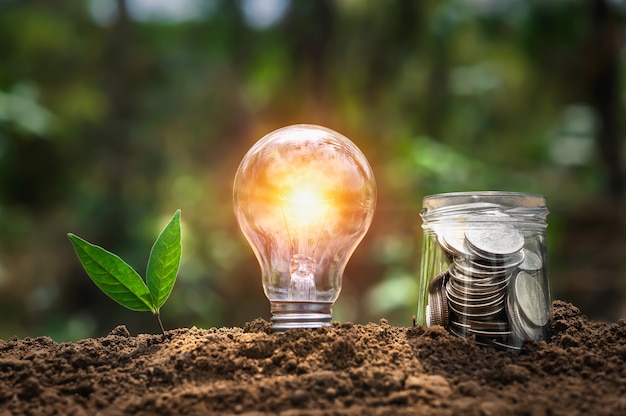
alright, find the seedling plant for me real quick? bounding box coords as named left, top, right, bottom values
left=67, top=210, right=181, bottom=334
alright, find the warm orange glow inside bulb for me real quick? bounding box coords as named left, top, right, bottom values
left=281, top=188, right=333, bottom=228
left=289, top=188, right=321, bottom=207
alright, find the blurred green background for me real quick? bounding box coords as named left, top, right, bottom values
left=1, top=0, right=625, bottom=341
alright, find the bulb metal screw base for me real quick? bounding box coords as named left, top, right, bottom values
left=270, top=301, right=333, bottom=332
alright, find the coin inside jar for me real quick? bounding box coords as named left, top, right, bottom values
left=506, top=293, right=544, bottom=340
left=447, top=300, right=504, bottom=319
left=514, top=271, right=549, bottom=327
left=439, top=226, right=473, bottom=257
left=465, top=225, right=524, bottom=257
left=427, top=271, right=449, bottom=328
left=451, top=261, right=508, bottom=279
left=518, top=249, right=543, bottom=271
left=446, top=284, right=504, bottom=305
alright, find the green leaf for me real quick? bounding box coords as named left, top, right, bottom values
left=146, top=209, right=181, bottom=312
left=67, top=233, right=154, bottom=313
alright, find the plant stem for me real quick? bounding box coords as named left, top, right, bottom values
left=156, top=312, right=165, bottom=335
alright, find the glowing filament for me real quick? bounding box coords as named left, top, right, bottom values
left=280, top=189, right=333, bottom=300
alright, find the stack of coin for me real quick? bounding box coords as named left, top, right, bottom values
left=426, top=222, right=549, bottom=349
left=508, top=265, right=549, bottom=342
left=426, top=270, right=449, bottom=328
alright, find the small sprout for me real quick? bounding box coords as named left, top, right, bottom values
left=68, top=210, right=182, bottom=334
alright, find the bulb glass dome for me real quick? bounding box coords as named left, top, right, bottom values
left=233, top=124, right=376, bottom=330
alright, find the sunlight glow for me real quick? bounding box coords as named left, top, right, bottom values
left=88, top=0, right=216, bottom=24
left=240, top=0, right=290, bottom=29
left=128, top=0, right=214, bottom=22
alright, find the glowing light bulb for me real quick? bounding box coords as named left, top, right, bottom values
left=233, top=124, right=377, bottom=331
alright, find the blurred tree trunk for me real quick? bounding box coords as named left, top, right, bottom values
left=585, top=0, right=625, bottom=200
left=285, top=0, right=335, bottom=116
left=99, top=0, right=133, bottom=247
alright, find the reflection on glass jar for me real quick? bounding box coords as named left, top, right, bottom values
left=418, top=192, right=551, bottom=350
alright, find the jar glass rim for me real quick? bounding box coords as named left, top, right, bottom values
left=422, top=191, right=546, bottom=211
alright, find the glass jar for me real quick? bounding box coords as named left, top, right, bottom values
left=417, top=192, right=551, bottom=350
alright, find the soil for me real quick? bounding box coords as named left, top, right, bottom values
left=1, top=301, right=625, bottom=416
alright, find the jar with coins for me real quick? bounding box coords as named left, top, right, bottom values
left=417, top=192, right=551, bottom=350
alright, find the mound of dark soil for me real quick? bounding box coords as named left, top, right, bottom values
left=1, top=300, right=625, bottom=415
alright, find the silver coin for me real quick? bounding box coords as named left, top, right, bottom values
left=506, top=289, right=546, bottom=341
left=513, top=301, right=544, bottom=340
left=465, top=225, right=524, bottom=256
left=447, top=278, right=506, bottom=298
left=436, top=233, right=454, bottom=258
left=446, top=284, right=505, bottom=305
left=448, top=324, right=469, bottom=339
left=473, top=274, right=511, bottom=290
left=449, top=264, right=508, bottom=283
left=446, top=285, right=504, bottom=305
left=440, top=273, right=450, bottom=326
left=459, top=256, right=509, bottom=271
left=441, top=288, right=449, bottom=326
left=468, top=326, right=511, bottom=338
left=522, top=322, right=545, bottom=340
left=502, top=250, right=525, bottom=269
left=490, top=339, right=522, bottom=351
left=514, top=271, right=549, bottom=327
left=467, top=245, right=523, bottom=263
left=427, top=292, right=443, bottom=327
left=474, top=336, right=504, bottom=348
left=448, top=318, right=472, bottom=330
left=448, top=279, right=507, bottom=298
left=448, top=270, right=491, bottom=287
left=427, top=297, right=442, bottom=326
left=452, top=261, right=507, bottom=279
left=452, top=269, right=510, bottom=287
left=449, top=319, right=508, bottom=340
left=429, top=271, right=446, bottom=294
left=448, top=301, right=504, bottom=319
left=465, top=319, right=510, bottom=332
left=446, top=291, right=504, bottom=311
left=440, top=227, right=473, bottom=256
left=446, top=289, right=496, bottom=305
left=447, top=295, right=505, bottom=316
left=427, top=271, right=449, bottom=327
left=505, top=294, right=528, bottom=340
left=449, top=312, right=512, bottom=345
left=518, top=249, right=543, bottom=271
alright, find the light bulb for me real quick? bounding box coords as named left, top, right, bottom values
left=233, top=124, right=377, bottom=331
